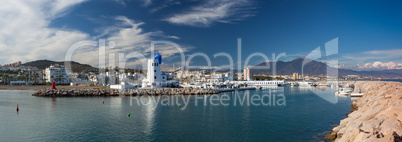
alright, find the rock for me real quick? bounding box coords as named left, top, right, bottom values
left=328, top=81, right=402, bottom=142
left=325, top=132, right=337, bottom=141
left=32, top=88, right=222, bottom=97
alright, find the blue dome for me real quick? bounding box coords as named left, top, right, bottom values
left=155, top=53, right=162, bottom=64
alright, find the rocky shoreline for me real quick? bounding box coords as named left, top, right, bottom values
left=326, top=81, right=402, bottom=141
left=32, top=88, right=220, bottom=97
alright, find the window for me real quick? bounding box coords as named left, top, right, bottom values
left=157, top=63, right=158, bottom=66
left=163, top=76, right=165, bottom=79
left=154, top=70, right=156, bottom=72
left=154, top=76, right=156, bottom=79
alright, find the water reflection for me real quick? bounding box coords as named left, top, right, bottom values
left=142, top=97, right=155, bottom=136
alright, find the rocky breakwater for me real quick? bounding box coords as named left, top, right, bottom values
left=326, top=81, right=402, bottom=141
left=32, top=88, right=220, bottom=97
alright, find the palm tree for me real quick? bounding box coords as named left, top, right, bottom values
left=25, top=74, right=29, bottom=82
left=58, top=75, right=62, bottom=84
left=33, top=73, right=39, bottom=84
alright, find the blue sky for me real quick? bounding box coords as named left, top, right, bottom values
left=1, top=0, right=402, bottom=70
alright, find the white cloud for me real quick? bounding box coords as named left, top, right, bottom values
left=141, top=0, right=152, bottom=7
left=167, top=35, right=180, bottom=39
left=164, top=0, right=255, bottom=27
left=342, top=49, right=402, bottom=62
left=361, top=61, right=402, bottom=70
left=363, top=49, right=402, bottom=57
left=342, top=61, right=402, bottom=71
left=340, top=49, right=402, bottom=70
left=0, top=0, right=89, bottom=64
left=0, top=0, right=190, bottom=68
left=70, top=16, right=192, bottom=68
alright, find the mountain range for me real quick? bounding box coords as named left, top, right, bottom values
left=21, top=58, right=402, bottom=78
left=251, top=58, right=402, bottom=78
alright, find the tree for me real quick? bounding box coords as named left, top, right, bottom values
left=58, top=75, right=62, bottom=83
left=25, top=74, right=29, bottom=82
left=33, top=73, right=39, bottom=84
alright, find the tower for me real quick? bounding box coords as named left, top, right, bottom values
left=146, top=53, right=162, bottom=88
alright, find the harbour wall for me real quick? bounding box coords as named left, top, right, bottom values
left=32, top=88, right=220, bottom=97
left=326, top=81, right=402, bottom=141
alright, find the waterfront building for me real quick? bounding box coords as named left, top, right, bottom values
left=45, top=64, right=70, bottom=84
left=293, top=73, right=299, bottom=79
left=2, top=61, right=21, bottom=67
left=244, top=68, right=253, bottom=81
left=142, top=53, right=179, bottom=88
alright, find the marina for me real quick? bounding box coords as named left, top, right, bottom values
left=0, top=87, right=354, bottom=141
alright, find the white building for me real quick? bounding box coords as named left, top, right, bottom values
left=45, top=64, right=70, bottom=84
left=244, top=68, right=253, bottom=81
left=142, top=53, right=179, bottom=88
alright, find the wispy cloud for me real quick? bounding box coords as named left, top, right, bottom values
left=0, top=0, right=191, bottom=68
left=363, top=49, right=402, bottom=57
left=0, top=0, right=89, bottom=64
left=342, top=49, right=402, bottom=63
left=339, top=49, right=402, bottom=70
left=140, top=0, right=152, bottom=7
left=51, top=16, right=192, bottom=68
left=164, top=0, right=256, bottom=27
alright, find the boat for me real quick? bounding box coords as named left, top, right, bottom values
left=350, top=86, right=364, bottom=97
left=351, top=93, right=364, bottom=97
left=334, top=87, right=353, bottom=96
left=289, top=82, right=299, bottom=87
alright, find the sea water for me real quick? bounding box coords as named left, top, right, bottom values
left=0, top=87, right=353, bottom=141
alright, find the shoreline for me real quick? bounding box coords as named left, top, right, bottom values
left=325, top=81, right=402, bottom=141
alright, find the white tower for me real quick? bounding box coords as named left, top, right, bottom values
left=142, top=53, right=163, bottom=88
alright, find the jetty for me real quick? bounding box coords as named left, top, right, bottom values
left=326, top=81, right=402, bottom=141
left=32, top=88, right=220, bottom=97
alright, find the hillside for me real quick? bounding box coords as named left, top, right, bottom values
left=23, top=60, right=97, bottom=72
left=252, top=58, right=402, bottom=78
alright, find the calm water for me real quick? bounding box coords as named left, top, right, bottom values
left=0, top=87, right=353, bottom=141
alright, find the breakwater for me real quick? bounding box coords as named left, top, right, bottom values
left=326, top=81, right=402, bottom=141
left=32, top=88, right=220, bottom=97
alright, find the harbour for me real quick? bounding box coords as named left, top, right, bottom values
left=0, top=87, right=354, bottom=141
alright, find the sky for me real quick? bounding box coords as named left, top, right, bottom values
left=1, top=0, right=402, bottom=70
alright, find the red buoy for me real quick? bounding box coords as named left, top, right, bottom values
left=16, top=104, right=19, bottom=112
left=103, top=101, right=104, bottom=104
left=51, top=81, right=56, bottom=89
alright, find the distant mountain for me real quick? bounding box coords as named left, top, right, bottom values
left=23, top=60, right=97, bottom=72
left=252, top=58, right=402, bottom=78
